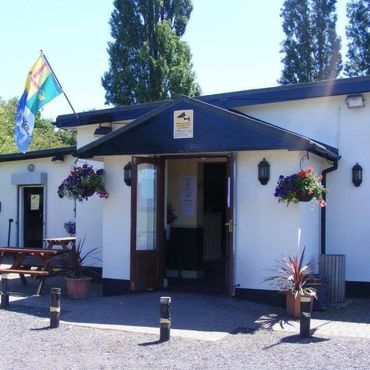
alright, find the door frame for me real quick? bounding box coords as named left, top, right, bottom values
left=129, top=153, right=235, bottom=295
left=161, top=153, right=235, bottom=296
left=225, top=153, right=235, bottom=297
left=130, top=156, right=165, bottom=291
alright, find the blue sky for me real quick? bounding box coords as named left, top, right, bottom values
left=0, top=0, right=348, bottom=120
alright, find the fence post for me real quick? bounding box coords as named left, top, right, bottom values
left=300, top=295, right=311, bottom=338
left=160, top=296, right=171, bottom=342
left=50, top=287, right=61, bottom=328
left=1, top=274, right=9, bottom=309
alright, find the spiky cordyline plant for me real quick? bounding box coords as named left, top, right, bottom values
left=265, top=247, right=317, bottom=297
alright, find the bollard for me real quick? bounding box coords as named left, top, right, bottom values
left=1, top=274, right=9, bottom=309
left=160, top=296, right=171, bottom=342
left=300, top=295, right=312, bottom=338
left=50, top=287, right=61, bottom=328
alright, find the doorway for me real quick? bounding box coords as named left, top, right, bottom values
left=23, top=187, right=44, bottom=248
left=164, top=156, right=233, bottom=296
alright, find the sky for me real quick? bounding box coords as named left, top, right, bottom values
left=0, top=0, right=349, bottom=121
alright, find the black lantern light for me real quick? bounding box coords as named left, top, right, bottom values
left=352, top=163, right=363, bottom=187
left=258, top=158, right=270, bottom=185
left=51, top=155, right=64, bottom=162
left=124, top=161, right=132, bottom=186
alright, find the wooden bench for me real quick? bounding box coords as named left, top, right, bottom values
left=0, top=268, right=50, bottom=296
left=0, top=268, right=49, bottom=276
left=0, top=247, right=63, bottom=295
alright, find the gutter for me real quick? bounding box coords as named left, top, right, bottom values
left=321, top=158, right=340, bottom=255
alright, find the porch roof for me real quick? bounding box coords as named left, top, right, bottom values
left=77, top=96, right=338, bottom=161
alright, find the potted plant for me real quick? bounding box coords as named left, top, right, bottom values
left=57, top=164, right=109, bottom=202
left=274, top=167, right=327, bottom=207
left=265, top=247, right=317, bottom=318
left=62, top=239, right=98, bottom=299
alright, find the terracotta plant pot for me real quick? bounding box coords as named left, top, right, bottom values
left=286, top=292, right=313, bottom=318
left=66, top=277, right=92, bottom=299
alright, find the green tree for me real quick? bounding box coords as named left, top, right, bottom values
left=0, top=97, right=75, bottom=154
left=279, top=0, right=342, bottom=84
left=279, top=0, right=313, bottom=84
left=345, top=0, right=370, bottom=77
left=311, top=0, right=342, bottom=80
left=102, top=0, right=201, bottom=105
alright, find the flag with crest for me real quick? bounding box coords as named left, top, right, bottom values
left=15, top=53, right=62, bottom=153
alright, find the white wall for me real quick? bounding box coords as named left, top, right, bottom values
left=325, top=100, right=370, bottom=282
left=101, top=155, right=132, bottom=280
left=74, top=159, right=105, bottom=267
left=76, top=123, right=129, bottom=148
left=0, top=156, right=75, bottom=246
left=234, top=150, right=322, bottom=291
left=237, top=93, right=370, bottom=283
left=167, top=158, right=199, bottom=227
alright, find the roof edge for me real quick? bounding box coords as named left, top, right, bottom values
left=0, top=146, right=77, bottom=163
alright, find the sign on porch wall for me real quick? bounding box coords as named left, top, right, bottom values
left=181, top=176, right=196, bottom=216
left=173, top=110, right=193, bottom=139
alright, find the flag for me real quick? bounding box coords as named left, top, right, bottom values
left=15, top=54, right=62, bottom=153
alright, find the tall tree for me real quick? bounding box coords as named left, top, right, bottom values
left=279, top=0, right=342, bottom=84
left=102, top=0, right=201, bottom=105
left=0, top=98, right=75, bottom=154
left=345, top=0, right=370, bottom=77
left=311, top=0, right=342, bottom=80
left=279, top=0, right=313, bottom=84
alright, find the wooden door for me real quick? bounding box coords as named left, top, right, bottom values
left=130, top=157, right=164, bottom=291
left=23, top=187, right=44, bottom=248
left=225, top=154, right=234, bottom=296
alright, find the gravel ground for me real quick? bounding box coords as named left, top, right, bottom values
left=0, top=305, right=369, bottom=370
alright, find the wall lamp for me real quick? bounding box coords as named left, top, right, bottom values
left=346, top=94, right=365, bottom=109
left=258, top=158, right=270, bottom=185
left=124, top=161, right=132, bottom=186
left=94, top=124, right=112, bottom=136
left=352, top=163, right=363, bottom=187
left=51, top=155, right=64, bottom=162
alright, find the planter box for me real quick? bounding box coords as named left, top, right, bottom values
left=286, top=292, right=313, bottom=318
left=66, top=277, right=92, bottom=299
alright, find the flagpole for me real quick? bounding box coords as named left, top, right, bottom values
left=40, top=50, right=79, bottom=122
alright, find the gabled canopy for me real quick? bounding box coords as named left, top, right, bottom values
left=77, top=96, right=338, bottom=161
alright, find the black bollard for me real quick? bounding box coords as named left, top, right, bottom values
left=300, top=295, right=312, bottom=338
left=1, top=274, right=9, bottom=309
left=160, top=296, right=171, bottom=342
left=50, top=287, right=61, bottom=328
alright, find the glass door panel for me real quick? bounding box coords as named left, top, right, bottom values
left=136, top=163, right=158, bottom=251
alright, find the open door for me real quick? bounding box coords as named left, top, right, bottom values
left=225, top=154, right=234, bottom=296
left=130, top=157, right=164, bottom=291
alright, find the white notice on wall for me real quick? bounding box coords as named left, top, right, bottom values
left=173, top=109, right=193, bottom=139
left=181, top=176, right=196, bottom=216
left=30, top=194, right=40, bottom=210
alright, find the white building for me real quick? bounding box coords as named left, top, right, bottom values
left=0, top=147, right=104, bottom=269
left=3, top=76, right=369, bottom=303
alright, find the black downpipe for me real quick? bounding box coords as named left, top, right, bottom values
left=321, top=159, right=339, bottom=255
left=7, top=219, right=14, bottom=247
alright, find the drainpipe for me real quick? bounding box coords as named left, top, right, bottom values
left=321, top=159, right=339, bottom=255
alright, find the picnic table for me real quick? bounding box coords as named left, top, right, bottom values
left=0, top=247, right=64, bottom=295
left=44, top=237, right=76, bottom=250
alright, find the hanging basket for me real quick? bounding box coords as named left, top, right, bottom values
left=81, top=187, right=96, bottom=198
left=296, top=191, right=314, bottom=202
